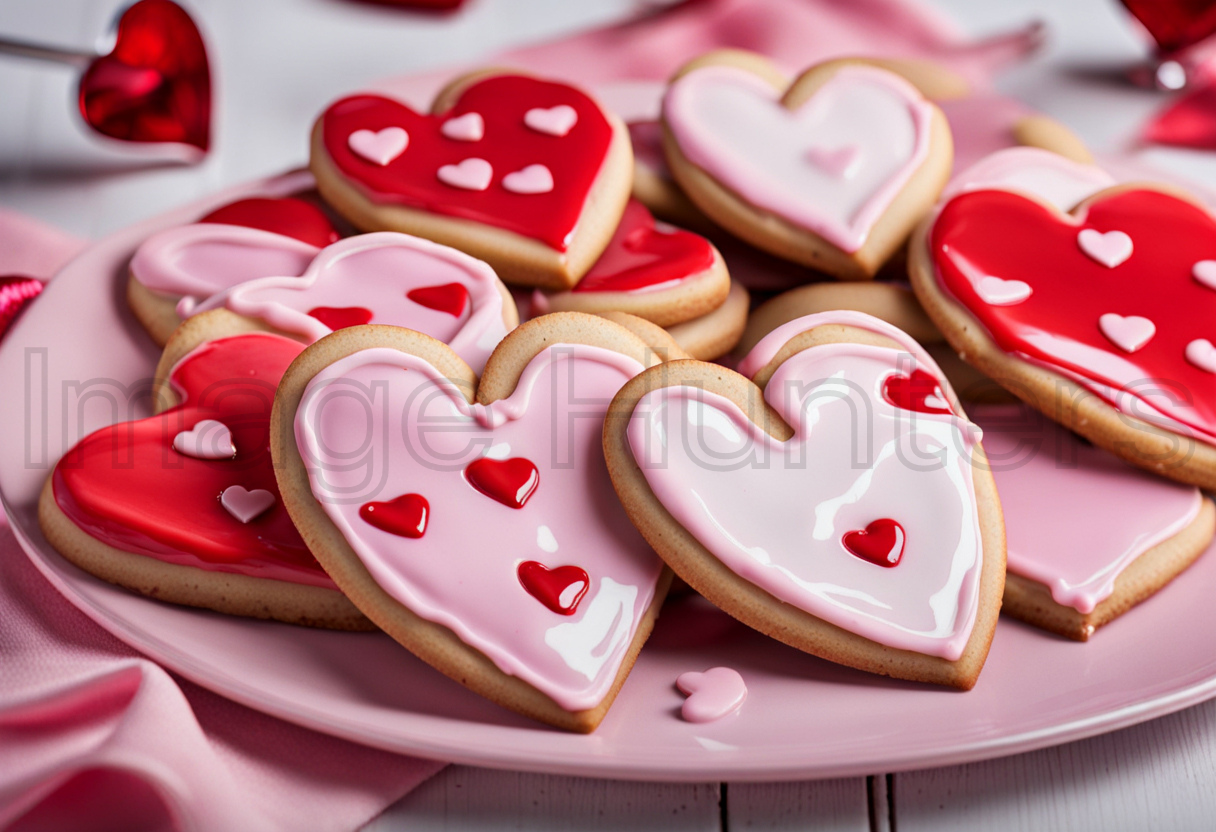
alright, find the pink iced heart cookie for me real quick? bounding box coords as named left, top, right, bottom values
left=942, top=147, right=1115, bottom=211
left=273, top=313, right=672, bottom=731
left=676, top=667, right=747, bottom=723
left=605, top=310, right=1004, bottom=689
left=661, top=53, right=952, bottom=279
left=137, top=228, right=517, bottom=374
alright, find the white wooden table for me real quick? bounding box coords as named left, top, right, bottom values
left=4, top=0, right=1216, bottom=828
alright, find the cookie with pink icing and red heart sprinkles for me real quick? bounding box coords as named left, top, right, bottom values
left=271, top=312, right=674, bottom=731
left=603, top=310, right=1005, bottom=689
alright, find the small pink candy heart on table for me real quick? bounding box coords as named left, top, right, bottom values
left=676, top=667, right=747, bottom=723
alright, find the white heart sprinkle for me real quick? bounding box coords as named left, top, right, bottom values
left=502, top=164, right=554, bottom=195
left=437, top=158, right=493, bottom=191
left=1098, top=313, right=1155, bottom=353
left=173, top=419, right=235, bottom=460
left=524, top=105, right=578, bottom=137
left=441, top=112, right=484, bottom=142
left=1186, top=338, right=1216, bottom=373
left=975, top=276, right=1032, bottom=306
left=1077, top=228, right=1133, bottom=268
left=348, top=127, right=408, bottom=166
left=1193, top=260, right=1216, bottom=290
left=220, top=486, right=275, bottom=524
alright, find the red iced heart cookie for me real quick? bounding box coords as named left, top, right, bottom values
left=465, top=457, right=539, bottom=508
left=311, top=72, right=632, bottom=289
left=0, top=276, right=44, bottom=340
left=842, top=519, right=906, bottom=568
left=360, top=493, right=430, bottom=538
left=199, top=196, right=340, bottom=247
left=517, top=561, right=589, bottom=615
left=78, top=0, right=211, bottom=153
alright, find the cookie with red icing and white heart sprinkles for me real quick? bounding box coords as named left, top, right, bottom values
left=271, top=313, right=673, bottom=731
left=661, top=52, right=953, bottom=281
left=909, top=180, right=1216, bottom=490
left=309, top=70, right=633, bottom=291
left=604, top=310, right=1004, bottom=689
left=38, top=310, right=372, bottom=630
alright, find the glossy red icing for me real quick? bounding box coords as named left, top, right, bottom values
left=307, top=305, right=374, bottom=330
left=199, top=197, right=340, bottom=247
left=517, top=561, right=589, bottom=615
left=842, top=519, right=905, bottom=568
left=0, top=276, right=43, bottom=341
left=464, top=457, right=539, bottom=508
left=407, top=282, right=470, bottom=317
left=52, top=333, right=336, bottom=588
left=360, top=493, right=430, bottom=538
left=572, top=200, right=715, bottom=294
left=932, top=188, right=1216, bottom=440
left=319, top=75, right=614, bottom=251
left=882, top=369, right=953, bottom=416
left=78, top=0, right=211, bottom=151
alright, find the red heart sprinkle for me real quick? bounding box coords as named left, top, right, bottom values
left=407, top=282, right=470, bottom=317
left=842, top=519, right=906, bottom=568
left=883, top=369, right=952, bottom=416
left=517, top=561, right=589, bottom=615
left=573, top=199, right=716, bottom=294
left=465, top=457, right=539, bottom=508
left=0, top=276, right=44, bottom=340
left=307, top=306, right=374, bottom=330
left=360, top=493, right=430, bottom=538
left=78, top=0, right=211, bottom=152
left=199, top=197, right=339, bottom=247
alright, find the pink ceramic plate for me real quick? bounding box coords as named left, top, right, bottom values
left=4, top=172, right=1216, bottom=782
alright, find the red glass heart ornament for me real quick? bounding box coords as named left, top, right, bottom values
left=78, top=0, right=211, bottom=152
left=517, top=561, right=589, bottom=615
left=407, top=282, right=470, bottom=317
left=882, top=369, right=953, bottom=416
left=1120, top=0, right=1216, bottom=54
left=1144, top=82, right=1216, bottom=149
left=465, top=457, right=539, bottom=509
left=0, top=276, right=44, bottom=340
left=199, top=197, right=339, bottom=247
left=307, top=306, right=374, bottom=330
left=842, top=519, right=906, bottom=568
left=360, top=493, right=430, bottom=538
left=573, top=200, right=716, bottom=294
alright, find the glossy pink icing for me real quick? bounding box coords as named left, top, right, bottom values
left=191, top=232, right=509, bottom=374
left=676, top=667, right=747, bottom=723
left=662, top=64, right=932, bottom=252
left=294, top=344, right=664, bottom=711
left=943, top=147, right=1115, bottom=211
left=972, top=404, right=1202, bottom=614
left=634, top=311, right=984, bottom=660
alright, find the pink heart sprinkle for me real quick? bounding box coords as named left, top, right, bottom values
left=804, top=144, right=861, bottom=178
left=676, top=667, right=747, bottom=723
left=348, top=127, right=408, bottom=166
left=220, top=485, right=275, bottom=524
left=1193, top=260, right=1216, bottom=290
left=437, top=158, right=493, bottom=191
left=523, top=105, right=578, bottom=137
left=441, top=112, right=485, bottom=142
left=502, top=164, right=554, bottom=195
left=1099, top=312, right=1156, bottom=353
left=1077, top=228, right=1133, bottom=268
left=173, top=419, right=235, bottom=460
left=1187, top=338, right=1216, bottom=373
left=975, top=275, right=1032, bottom=306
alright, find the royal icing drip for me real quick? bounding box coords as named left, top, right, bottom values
left=570, top=199, right=715, bottom=295
left=183, top=231, right=509, bottom=375
left=294, top=344, right=663, bottom=710
left=53, top=333, right=335, bottom=588
left=973, top=404, right=1202, bottom=613
left=931, top=188, right=1216, bottom=444
left=320, top=75, right=615, bottom=251
left=662, top=64, right=932, bottom=252
left=198, top=196, right=340, bottom=247
left=638, top=311, right=984, bottom=660
left=942, top=147, right=1115, bottom=211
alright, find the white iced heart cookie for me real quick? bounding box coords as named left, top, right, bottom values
left=661, top=53, right=953, bottom=279
left=271, top=313, right=672, bottom=732
left=604, top=310, right=1005, bottom=689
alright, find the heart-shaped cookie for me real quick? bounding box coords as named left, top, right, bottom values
left=910, top=183, right=1216, bottom=489
left=132, top=227, right=517, bottom=374
left=38, top=311, right=370, bottom=629
left=531, top=199, right=728, bottom=327
left=272, top=312, right=672, bottom=731
left=661, top=52, right=952, bottom=279
left=310, top=72, right=633, bottom=290
left=604, top=310, right=1004, bottom=689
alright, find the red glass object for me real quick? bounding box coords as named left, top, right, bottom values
left=1144, top=82, right=1216, bottom=147
left=1120, top=0, right=1216, bottom=54
left=78, top=0, right=211, bottom=152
